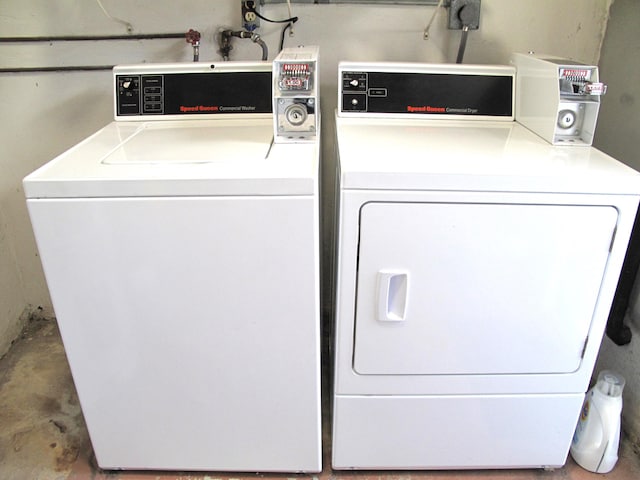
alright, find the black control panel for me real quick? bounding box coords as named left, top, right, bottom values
left=116, top=71, right=272, bottom=116
left=341, top=71, right=513, bottom=117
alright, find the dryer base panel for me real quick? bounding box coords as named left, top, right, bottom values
left=332, top=394, right=584, bottom=470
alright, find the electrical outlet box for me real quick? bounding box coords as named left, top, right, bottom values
left=241, top=1, right=260, bottom=31
left=449, top=0, right=481, bottom=30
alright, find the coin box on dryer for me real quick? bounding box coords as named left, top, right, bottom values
left=512, top=52, right=607, bottom=146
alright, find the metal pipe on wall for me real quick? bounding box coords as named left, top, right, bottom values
left=0, top=33, right=188, bottom=73
left=0, top=33, right=187, bottom=42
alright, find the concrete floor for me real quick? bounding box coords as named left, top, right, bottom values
left=1, top=316, right=640, bottom=480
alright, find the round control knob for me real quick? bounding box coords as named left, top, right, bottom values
left=285, top=103, right=307, bottom=126
left=351, top=98, right=359, bottom=106
left=557, top=110, right=577, bottom=129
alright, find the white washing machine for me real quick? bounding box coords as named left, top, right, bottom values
left=24, top=62, right=321, bottom=472
left=331, top=62, right=640, bottom=470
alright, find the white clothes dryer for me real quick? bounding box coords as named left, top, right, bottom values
left=331, top=62, right=640, bottom=470
left=24, top=62, right=321, bottom=472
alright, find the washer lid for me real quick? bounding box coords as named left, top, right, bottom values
left=24, top=118, right=319, bottom=198
left=336, top=114, right=640, bottom=195
left=102, top=122, right=272, bottom=165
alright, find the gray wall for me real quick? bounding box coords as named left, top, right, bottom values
left=593, top=0, right=640, bottom=444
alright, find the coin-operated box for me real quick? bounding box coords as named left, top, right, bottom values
left=511, top=53, right=607, bottom=146
left=273, top=45, right=319, bottom=143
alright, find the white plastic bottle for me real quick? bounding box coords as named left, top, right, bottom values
left=570, top=370, right=625, bottom=473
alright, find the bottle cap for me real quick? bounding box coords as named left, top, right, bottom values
left=596, top=370, right=625, bottom=397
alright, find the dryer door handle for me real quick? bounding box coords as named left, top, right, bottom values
left=377, top=270, right=409, bottom=322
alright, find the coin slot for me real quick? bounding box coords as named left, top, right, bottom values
left=557, top=110, right=577, bottom=129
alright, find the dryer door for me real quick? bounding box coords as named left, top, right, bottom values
left=353, top=202, right=617, bottom=375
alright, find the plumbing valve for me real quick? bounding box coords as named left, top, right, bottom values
left=185, top=29, right=201, bottom=62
